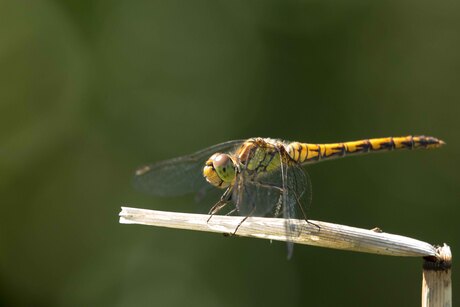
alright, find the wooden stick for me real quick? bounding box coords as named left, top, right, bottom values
left=119, top=206, right=437, bottom=257
left=422, top=244, right=452, bottom=307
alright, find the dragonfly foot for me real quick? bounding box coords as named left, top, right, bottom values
left=306, top=220, right=321, bottom=232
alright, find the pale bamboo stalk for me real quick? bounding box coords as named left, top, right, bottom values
left=119, top=206, right=437, bottom=257
left=422, top=244, right=452, bottom=307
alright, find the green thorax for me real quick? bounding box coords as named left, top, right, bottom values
left=235, top=139, right=291, bottom=174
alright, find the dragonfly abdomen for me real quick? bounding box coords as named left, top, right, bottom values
left=286, top=135, right=445, bottom=164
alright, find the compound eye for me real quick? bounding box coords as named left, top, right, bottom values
left=212, top=153, right=230, bottom=168
left=213, top=154, right=236, bottom=183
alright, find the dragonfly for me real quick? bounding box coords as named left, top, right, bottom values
left=133, top=135, right=444, bottom=258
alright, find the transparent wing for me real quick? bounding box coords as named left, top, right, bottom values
left=285, top=163, right=312, bottom=221
left=284, top=162, right=312, bottom=258
left=232, top=161, right=311, bottom=219
left=231, top=158, right=312, bottom=259
left=232, top=169, right=284, bottom=217
left=133, top=140, right=244, bottom=197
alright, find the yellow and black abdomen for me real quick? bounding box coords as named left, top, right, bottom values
left=286, top=135, right=445, bottom=164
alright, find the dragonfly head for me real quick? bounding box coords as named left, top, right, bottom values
left=203, top=153, right=236, bottom=189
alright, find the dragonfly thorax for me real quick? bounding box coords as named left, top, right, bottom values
left=204, top=138, right=298, bottom=189
left=203, top=153, right=237, bottom=189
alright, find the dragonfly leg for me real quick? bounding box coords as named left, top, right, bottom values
left=234, top=176, right=285, bottom=218
left=231, top=205, right=256, bottom=235
left=207, top=187, right=232, bottom=223
left=225, top=208, right=238, bottom=216
left=207, top=201, right=229, bottom=222
left=283, top=182, right=320, bottom=232
left=245, top=179, right=285, bottom=217
left=306, top=220, right=320, bottom=231
left=293, top=193, right=320, bottom=231
left=246, top=179, right=284, bottom=193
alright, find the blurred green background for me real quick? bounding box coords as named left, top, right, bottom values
left=1, top=0, right=458, bottom=306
